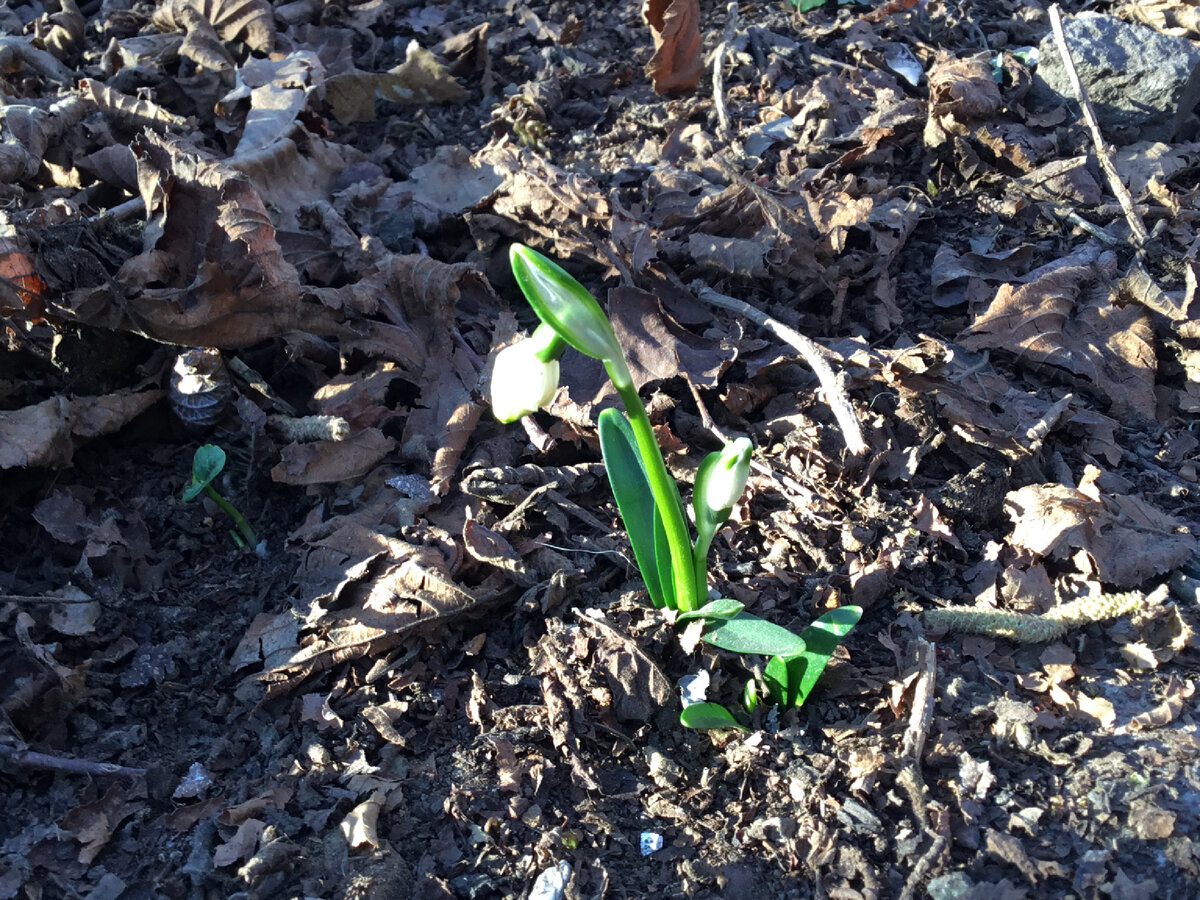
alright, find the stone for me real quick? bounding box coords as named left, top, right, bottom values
left=1031, top=12, right=1200, bottom=144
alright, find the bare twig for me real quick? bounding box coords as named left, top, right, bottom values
left=1048, top=5, right=1150, bottom=250
left=712, top=2, right=739, bottom=140
left=900, top=638, right=936, bottom=763
left=691, top=283, right=868, bottom=456
left=0, top=744, right=146, bottom=778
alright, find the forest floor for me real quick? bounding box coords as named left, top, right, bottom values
left=2, top=0, right=1200, bottom=897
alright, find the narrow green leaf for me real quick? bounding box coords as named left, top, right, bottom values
left=652, top=502, right=676, bottom=610
left=679, top=702, right=748, bottom=732
left=598, top=408, right=665, bottom=607
left=701, top=613, right=806, bottom=657
left=790, top=606, right=862, bottom=708
left=676, top=597, right=745, bottom=624
left=183, top=444, right=226, bottom=501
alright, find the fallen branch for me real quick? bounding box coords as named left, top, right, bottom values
left=1048, top=4, right=1150, bottom=250
left=0, top=745, right=146, bottom=778
left=691, top=283, right=868, bottom=456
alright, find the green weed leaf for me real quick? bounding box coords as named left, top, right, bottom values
left=701, top=613, right=806, bottom=657
left=679, top=702, right=748, bottom=732
left=183, top=444, right=226, bottom=501
left=598, top=408, right=666, bottom=607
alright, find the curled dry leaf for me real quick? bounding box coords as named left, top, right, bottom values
left=0, top=391, right=163, bottom=469
left=153, top=0, right=275, bottom=55
left=269, top=428, right=395, bottom=485
left=326, top=41, right=465, bottom=124
left=642, top=0, right=702, bottom=95
left=1005, top=483, right=1198, bottom=586
left=959, top=243, right=1157, bottom=419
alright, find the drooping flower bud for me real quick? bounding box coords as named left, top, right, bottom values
left=490, top=337, right=561, bottom=424
left=703, top=437, right=753, bottom=513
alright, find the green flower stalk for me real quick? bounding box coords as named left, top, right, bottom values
left=507, top=244, right=700, bottom=612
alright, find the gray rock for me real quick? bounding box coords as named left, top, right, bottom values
left=1032, top=12, right=1200, bottom=144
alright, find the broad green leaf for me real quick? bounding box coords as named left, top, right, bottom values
left=598, top=408, right=665, bottom=607
left=798, top=0, right=824, bottom=10
left=183, top=444, right=226, bottom=501
left=676, top=597, right=745, bottom=624
left=790, top=606, right=862, bottom=707
left=701, top=613, right=806, bottom=657
left=679, top=702, right=748, bottom=732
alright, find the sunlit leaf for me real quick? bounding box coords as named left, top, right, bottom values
left=676, top=597, right=745, bottom=624
left=679, top=702, right=748, bottom=732
left=701, top=613, right=805, bottom=657
left=791, top=606, right=862, bottom=707
left=598, top=408, right=666, bottom=607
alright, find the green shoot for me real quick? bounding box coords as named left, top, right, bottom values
left=182, top=444, right=258, bottom=549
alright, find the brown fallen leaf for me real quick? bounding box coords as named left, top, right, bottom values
left=642, top=0, right=702, bottom=95
left=959, top=243, right=1156, bottom=419
left=0, top=391, right=163, bottom=469
left=269, top=428, right=395, bottom=485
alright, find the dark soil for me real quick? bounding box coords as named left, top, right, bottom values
left=3, top=0, right=1200, bottom=898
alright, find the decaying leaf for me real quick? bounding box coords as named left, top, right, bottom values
left=642, top=0, right=702, bottom=95
left=1006, top=483, right=1198, bottom=586
left=0, top=391, right=163, bottom=469
left=153, top=0, right=275, bottom=55
left=326, top=41, right=464, bottom=124
left=960, top=243, right=1157, bottom=419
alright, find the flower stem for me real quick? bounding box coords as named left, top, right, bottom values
left=607, top=357, right=700, bottom=612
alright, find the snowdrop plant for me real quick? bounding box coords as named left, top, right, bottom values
left=493, top=244, right=860, bottom=729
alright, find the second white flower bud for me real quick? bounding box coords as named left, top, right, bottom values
left=490, top=338, right=561, bottom=424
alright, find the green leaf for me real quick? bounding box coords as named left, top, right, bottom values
left=679, top=702, right=748, bottom=732
left=790, top=606, right=862, bottom=708
left=763, top=654, right=795, bottom=707
left=798, top=0, right=824, bottom=10
left=676, top=597, right=745, bottom=624
left=183, top=444, right=227, bottom=502
left=598, top=408, right=665, bottom=607
left=701, top=613, right=806, bottom=657
left=765, top=606, right=862, bottom=709
left=652, top=503, right=676, bottom=610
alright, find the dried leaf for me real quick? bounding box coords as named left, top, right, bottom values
left=153, top=0, right=274, bottom=54
left=270, top=428, right=395, bottom=485
left=642, top=0, right=702, bottom=94
left=959, top=244, right=1157, bottom=419
left=1006, top=484, right=1198, bottom=586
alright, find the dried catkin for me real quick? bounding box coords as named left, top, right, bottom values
left=923, top=588, right=1159, bottom=643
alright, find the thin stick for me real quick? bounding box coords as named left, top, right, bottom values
left=691, top=283, right=868, bottom=456
left=901, top=638, right=936, bottom=763
left=0, top=745, right=146, bottom=778
left=712, top=2, right=738, bottom=140
left=1048, top=5, right=1149, bottom=250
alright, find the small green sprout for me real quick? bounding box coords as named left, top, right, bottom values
left=182, top=444, right=258, bottom=549
left=493, top=244, right=860, bottom=730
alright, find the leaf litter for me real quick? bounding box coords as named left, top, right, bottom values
left=2, top=0, right=1200, bottom=897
